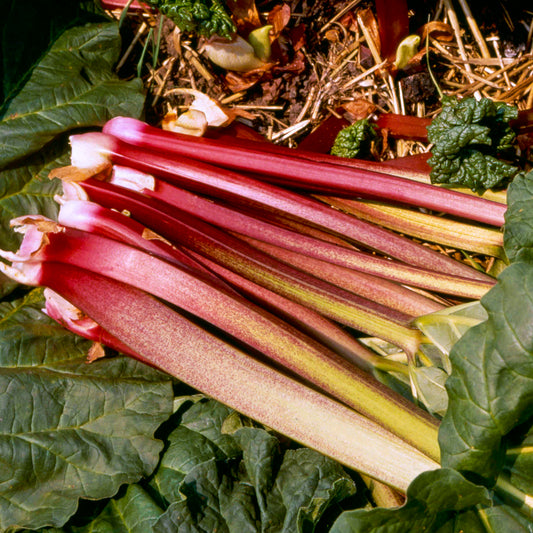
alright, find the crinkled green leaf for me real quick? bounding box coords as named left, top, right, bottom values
left=0, top=21, right=145, bottom=168
left=144, top=0, right=236, bottom=38
left=330, top=468, right=491, bottom=532
left=439, top=261, right=533, bottom=481
left=0, top=289, right=174, bottom=530
left=428, top=148, right=518, bottom=192
left=427, top=96, right=518, bottom=192
left=503, top=168, right=533, bottom=264
left=150, top=397, right=357, bottom=532
left=330, top=119, right=377, bottom=159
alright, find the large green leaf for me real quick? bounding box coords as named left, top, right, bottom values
left=438, top=262, right=533, bottom=480
left=70, top=485, right=165, bottom=533
left=0, top=289, right=174, bottom=530
left=503, top=169, right=533, bottom=263
left=0, top=21, right=145, bottom=168
left=330, top=468, right=493, bottom=532
left=438, top=169, right=533, bottom=481
left=0, top=0, right=102, bottom=110
left=0, top=138, right=68, bottom=252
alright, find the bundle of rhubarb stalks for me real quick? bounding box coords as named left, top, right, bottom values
left=0, top=115, right=508, bottom=493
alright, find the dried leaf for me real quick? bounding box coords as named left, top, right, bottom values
left=225, top=0, right=262, bottom=33
left=268, top=3, right=292, bottom=37
left=420, top=21, right=454, bottom=43
left=342, top=100, right=378, bottom=121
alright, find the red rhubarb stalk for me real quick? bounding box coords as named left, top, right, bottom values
left=1, top=221, right=439, bottom=459
left=66, top=131, right=494, bottom=281
left=55, top=198, right=410, bottom=378
left=101, top=117, right=506, bottom=226
left=318, top=195, right=505, bottom=258
left=78, top=171, right=494, bottom=300
left=103, top=168, right=448, bottom=316
left=64, top=179, right=435, bottom=347
left=26, top=262, right=441, bottom=491
left=231, top=233, right=444, bottom=317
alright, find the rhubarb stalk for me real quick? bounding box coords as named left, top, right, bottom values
left=101, top=116, right=507, bottom=227
left=3, top=259, right=439, bottom=491
left=57, top=197, right=409, bottom=378
left=0, top=219, right=439, bottom=459
left=64, top=130, right=494, bottom=281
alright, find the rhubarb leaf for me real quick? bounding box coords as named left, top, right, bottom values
left=330, top=119, right=378, bottom=159
left=0, top=0, right=101, bottom=110
left=330, top=468, right=491, bottom=532
left=0, top=21, right=145, bottom=169
left=143, top=0, right=236, bottom=38
left=150, top=397, right=358, bottom=532
left=69, top=484, right=165, bottom=532
left=439, top=168, right=533, bottom=481
left=503, top=168, right=533, bottom=263
left=427, top=96, right=518, bottom=193
left=439, top=261, right=533, bottom=480
left=0, top=138, right=68, bottom=252
left=0, top=289, right=174, bottom=531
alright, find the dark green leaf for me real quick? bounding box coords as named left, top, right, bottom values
left=71, top=485, right=165, bottom=533
left=503, top=169, right=533, bottom=264
left=145, top=0, right=236, bottom=38
left=427, top=96, right=518, bottom=192
left=504, top=421, right=533, bottom=496
left=439, top=261, right=533, bottom=481
left=150, top=398, right=357, bottom=532
left=0, top=137, right=68, bottom=252
left=428, top=149, right=517, bottom=192
left=0, top=289, right=174, bottom=530
left=0, top=21, right=145, bottom=169
left=330, top=468, right=491, bottom=532
left=0, top=0, right=102, bottom=110
left=330, top=119, right=377, bottom=159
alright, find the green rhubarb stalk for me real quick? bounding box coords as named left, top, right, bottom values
left=320, top=196, right=505, bottom=259
left=185, top=250, right=412, bottom=378
left=234, top=233, right=445, bottom=317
